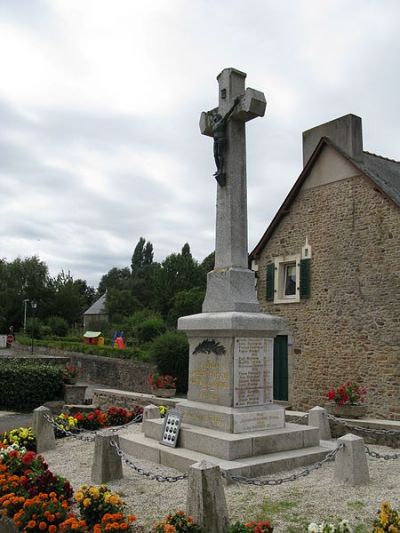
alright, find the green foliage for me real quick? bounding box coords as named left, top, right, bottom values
left=135, top=316, right=166, bottom=343
left=153, top=244, right=206, bottom=317
left=150, top=331, right=189, bottom=393
left=0, top=361, right=64, bottom=409
left=47, top=315, right=69, bottom=337
left=16, top=335, right=149, bottom=361
left=40, top=324, right=52, bottom=337
left=167, top=288, right=204, bottom=327
left=27, top=317, right=42, bottom=339
left=105, top=288, right=142, bottom=322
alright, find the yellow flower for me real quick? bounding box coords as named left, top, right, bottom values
left=109, top=495, right=120, bottom=506
left=104, top=492, right=111, bottom=503
left=75, top=491, right=84, bottom=502
left=89, top=487, right=99, bottom=498
left=83, top=498, right=91, bottom=508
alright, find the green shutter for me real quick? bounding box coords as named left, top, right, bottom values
left=300, top=258, right=311, bottom=299
left=266, top=263, right=275, bottom=301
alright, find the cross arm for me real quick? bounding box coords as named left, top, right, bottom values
left=199, top=88, right=267, bottom=137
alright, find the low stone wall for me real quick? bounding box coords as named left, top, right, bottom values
left=12, top=343, right=155, bottom=394
left=286, top=410, right=400, bottom=448
left=93, top=388, right=180, bottom=410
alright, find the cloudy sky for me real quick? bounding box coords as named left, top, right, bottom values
left=1, top=0, right=400, bottom=288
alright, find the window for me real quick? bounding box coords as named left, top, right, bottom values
left=265, top=240, right=311, bottom=304
left=283, top=263, right=296, bottom=297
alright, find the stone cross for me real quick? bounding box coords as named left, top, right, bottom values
left=200, top=68, right=266, bottom=271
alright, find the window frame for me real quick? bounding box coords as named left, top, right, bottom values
left=273, top=254, right=301, bottom=304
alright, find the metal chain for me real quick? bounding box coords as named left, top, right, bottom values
left=109, top=439, right=188, bottom=482
left=221, top=444, right=344, bottom=486
left=364, top=445, right=400, bottom=460
left=44, top=413, right=143, bottom=442
left=327, top=414, right=400, bottom=437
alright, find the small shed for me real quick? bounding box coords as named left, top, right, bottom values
left=83, top=331, right=105, bottom=346
left=83, top=293, right=108, bottom=330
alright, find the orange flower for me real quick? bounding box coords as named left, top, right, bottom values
left=49, top=526, right=57, bottom=533
left=27, top=520, right=37, bottom=529
left=39, top=521, right=48, bottom=530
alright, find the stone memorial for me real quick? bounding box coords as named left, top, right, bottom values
left=120, top=68, right=330, bottom=477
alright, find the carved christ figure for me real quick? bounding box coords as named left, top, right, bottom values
left=211, top=96, right=240, bottom=186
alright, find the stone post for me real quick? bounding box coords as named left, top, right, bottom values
left=91, top=431, right=123, bottom=484
left=32, top=406, right=56, bottom=453
left=334, top=433, right=370, bottom=486
left=143, top=404, right=161, bottom=421
left=186, top=460, right=229, bottom=533
left=0, top=516, right=19, bottom=532
left=308, top=406, right=331, bottom=440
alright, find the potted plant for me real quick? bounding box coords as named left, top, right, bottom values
left=63, top=363, right=79, bottom=384
left=147, top=372, right=177, bottom=398
left=325, top=381, right=368, bottom=418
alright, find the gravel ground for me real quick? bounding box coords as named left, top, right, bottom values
left=42, top=423, right=400, bottom=532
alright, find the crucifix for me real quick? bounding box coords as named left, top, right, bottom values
left=200, top=68, right=266, bottom=276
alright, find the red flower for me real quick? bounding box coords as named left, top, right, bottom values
left=22, top=452, right=36, bottom=466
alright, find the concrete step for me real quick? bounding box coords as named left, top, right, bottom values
left=143, top=420, right=320, bottom=460
left=119, top=430, right=332, bottom=478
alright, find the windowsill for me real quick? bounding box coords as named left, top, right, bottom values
left=273, top=297, right=300, bottom=304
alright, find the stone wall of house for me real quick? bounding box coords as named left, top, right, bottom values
left=256, top=174, right=400, bottom=419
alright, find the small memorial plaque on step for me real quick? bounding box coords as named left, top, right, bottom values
left=160, top=409, right=182, bottom=448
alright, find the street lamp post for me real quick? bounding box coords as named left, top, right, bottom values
left=23, top=299, right=30, bottom=334
left=30, top=301, right=37, bottom=355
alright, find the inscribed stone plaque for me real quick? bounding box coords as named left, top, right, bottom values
left=234, top=337, right=273, bottom=407
left=188, top=337, right=232, bottom=406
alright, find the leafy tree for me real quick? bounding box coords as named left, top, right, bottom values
left=131, top=237, right=159, bottom=309
left=0, top=256, right=50, bottom=330
left=105, top=288, right=142, bottom=322
left=201, top=251, right=215, bottom=274
left=167, top=288, right=205, bottom=327
left=98, top=267, right=132, bottom=294
left=153, top=244, right=205, bottom=317
left=46, top=271, right=94, bottom=326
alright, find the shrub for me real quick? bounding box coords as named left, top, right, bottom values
left=47, top=316, right=69, bottom=337
left=40, top=324, right=52, bottom=337
left=167, top=288, right=204, bottom=327
left=149, top=332, right=189, bottom=393
left=0, top=362, right=63, bottom=410
left=135, top=317, right=166, bottom=343
left=26, top=317, right=42, bottom=339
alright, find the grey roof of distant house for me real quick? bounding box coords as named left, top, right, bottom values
left=84, top=293, right=107, bottom=315
left=250, top=138, right=400, bottom=258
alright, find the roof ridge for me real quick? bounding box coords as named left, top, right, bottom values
left=363, top=150, right=400, bottom=165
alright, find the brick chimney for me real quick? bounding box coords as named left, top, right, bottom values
left=302, top=114, right=363, bottom=167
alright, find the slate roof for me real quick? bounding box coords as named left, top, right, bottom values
left=250, top=137, right=400, bottom=258
left=83, top=293, right=107, bottom=316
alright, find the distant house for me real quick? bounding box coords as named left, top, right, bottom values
left=83, top=293, right=108, bottom=331
left=250, top=114, right=400, bottom=420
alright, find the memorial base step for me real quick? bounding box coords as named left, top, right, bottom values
left=143, top=419, right=320, bottom=461
left=119, top=429, right=333, bottom=479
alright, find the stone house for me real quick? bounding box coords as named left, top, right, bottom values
left=83, top=293, right=108, bottom=331
left=250, top=114, right=400, bottom=419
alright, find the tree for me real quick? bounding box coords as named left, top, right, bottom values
left=167, top=288, right=205, bottom=327
left=153, top=244, right=206, bottom=317
left=131, top=237, right=158, bottom=309
left=0, top=256, right=50, bottom=330
left=98, top=267, right=132, bottom=294
left=46, top=271, right=96, bottom=326
left=105, top=288, right=142, bottom=323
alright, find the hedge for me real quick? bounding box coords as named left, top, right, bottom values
left=16, top=336, right=149, bottom=361
left=0, top=361, right=64, bottom=410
